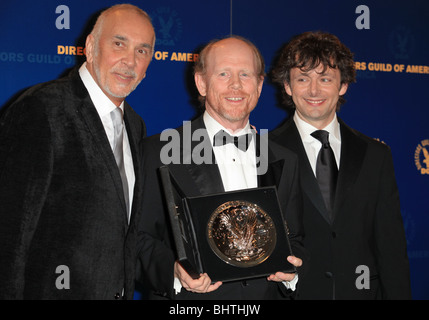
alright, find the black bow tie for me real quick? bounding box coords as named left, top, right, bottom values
left=213, top=130, right=253, bottom=152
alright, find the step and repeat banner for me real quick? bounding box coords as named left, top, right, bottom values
left=0, top=0, right=428, bottom=299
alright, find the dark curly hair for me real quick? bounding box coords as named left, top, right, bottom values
left=271, top=31, right=356, bottom=110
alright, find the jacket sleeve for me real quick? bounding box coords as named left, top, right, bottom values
left=275, top=146, right=308, bottom=297
left=374, top=146, right=411, bottom=299
left=0, top=95, right=53, bottom=299
left=136, top=137, right=176, bottom=299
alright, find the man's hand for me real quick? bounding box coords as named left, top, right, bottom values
left=174, top=262, right=222, bottom=293
left=267, top=256, right=302, bottom=282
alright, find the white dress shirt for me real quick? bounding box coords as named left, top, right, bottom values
left=293, top=112, right=341, bottom=175
left=79, top=63, right=135, bottom=221
left=203, top=111, right=257, bottom=191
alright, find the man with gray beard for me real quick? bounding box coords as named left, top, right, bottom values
left=0, top=4, right=155, bottom=299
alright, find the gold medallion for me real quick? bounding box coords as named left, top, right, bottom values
left=207, top=200, right=276, bottom=268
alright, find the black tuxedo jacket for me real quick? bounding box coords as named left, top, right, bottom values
left=137, top=115, right=306, bottom=300
left=0, top=67, right=146, bottom=299
left=270, top=117, right=411, bottom=299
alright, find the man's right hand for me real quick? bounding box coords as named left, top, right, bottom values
left=174, top=262, right=222, bottom=293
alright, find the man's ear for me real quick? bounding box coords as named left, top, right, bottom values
left=194, top=72, right=207, bottom=97
left=257, top=76, right=264, bottom=98
left=284, top=82, right=292, bottom=96
left=339, top=83, right=348, bottom=95
left=85, top=34, right=95, bottom=64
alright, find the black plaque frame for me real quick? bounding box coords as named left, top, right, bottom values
left=159, top=165, right=296, bottom=283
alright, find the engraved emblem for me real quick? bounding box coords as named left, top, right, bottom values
left=414, top=139, right=429, bottom=175
left=207, top=200, right=276, bottom=267
left=150, top=7, right=183, bottom=46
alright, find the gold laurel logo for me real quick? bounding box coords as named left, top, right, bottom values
left=414, top=139, right=429, bottom=175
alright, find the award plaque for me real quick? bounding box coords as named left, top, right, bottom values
left=207, top=200, right=277, bottom=268
left=159, top=166, right=296, bottom=283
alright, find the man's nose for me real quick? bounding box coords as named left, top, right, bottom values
left=121, top=49, right=137, bottom=68
left=308, top=80, right=320, bottom=96
left=229, top=74, right=243, bottom=90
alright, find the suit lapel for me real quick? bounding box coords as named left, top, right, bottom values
left=124, top=103, right=143, bottom=227
left=333, top=119, right=367, bottom=220
left=256, top=134, right=284, bottom=189
left=72, top=69, right=128, bottom=227
left=272, top=119, right=331, bottom=223
left=186, top=162, right=224, bottom=195
left=182, top=116, right=225, bottom=195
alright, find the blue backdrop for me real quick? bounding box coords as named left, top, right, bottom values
left=1, top=0, right=428, bottom=300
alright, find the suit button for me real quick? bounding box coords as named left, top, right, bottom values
left=332, top=232, right=336, bottom=238
left=114, top=292, right=121, bottom=300
left=325, top=272, right=333, bottom=278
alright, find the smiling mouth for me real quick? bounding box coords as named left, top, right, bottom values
left=115, top=73, right=135, bottom=80
left=226, top=97, right=244, bottom=102
left=111, top=67, right=137, bottom=82
left=304, top=98, right=325, bottom=105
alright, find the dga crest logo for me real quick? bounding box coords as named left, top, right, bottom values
left=151, top=7, right=183, bottom=46
left=389, top=26, right=415, bottom=60
left=414, top=139, right=429, bottom=175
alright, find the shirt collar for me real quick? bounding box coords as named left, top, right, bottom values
left=79, top=62, right=124, bottom=117
left=293, top=112, right=341, bottom=144
left=203, top=111, right=252, bottom=142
